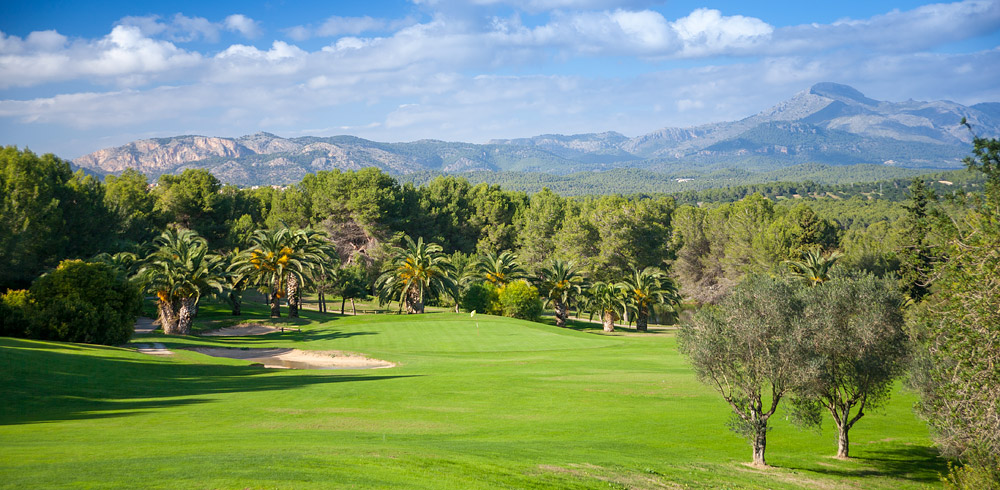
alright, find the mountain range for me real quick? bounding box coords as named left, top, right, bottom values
left=73, top=83, right=1000, bottom=187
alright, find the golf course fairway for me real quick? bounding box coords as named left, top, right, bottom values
left=0, top=304, right=945, bottom=489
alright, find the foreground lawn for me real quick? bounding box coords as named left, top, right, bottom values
left=0, top=303, right=945, bottom=489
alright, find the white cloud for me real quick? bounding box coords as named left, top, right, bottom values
left=768, top=0, right=1000, bottom=54
left=2, top=1, right=1000, bottom=157
left=0, top=26, right=202, bottom=88
left=671, top=9, right=773, bottom=56
left=116, top=13, right=262, bottom=43
left=285, top=15, right=417, bottom=41
left=224, top=14, right=262, bottom=38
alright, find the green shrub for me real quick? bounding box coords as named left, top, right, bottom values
left=461, top=282, right=500, bottom=314
left=497, top=280, right=542, bottom=321
left=0, top=289, right=31, bottom=337
left=26, top=260, right=142, bottom=345
left=942, top=459, right=1000, bottom=490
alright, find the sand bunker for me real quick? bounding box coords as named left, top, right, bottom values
left=200, top=323, right=287, bottom=336
left=190, top=347, right=395, bottom=370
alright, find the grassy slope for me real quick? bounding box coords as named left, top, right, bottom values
left=0, top=303, right=944, bottom=489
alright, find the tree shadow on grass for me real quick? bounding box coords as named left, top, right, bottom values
left=0, top=338, right=416, bottom=426
left=780, top=444, right=948, bottom=485
left=558, top=317, right=676, bottom=336
left=154, top=328, right=380, bottom=346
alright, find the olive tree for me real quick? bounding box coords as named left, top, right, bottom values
left=792, top=274, right=908, bottom=459
left=679, top=275, right=807, bottom=467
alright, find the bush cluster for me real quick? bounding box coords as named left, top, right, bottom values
left=497, top=280, right=542, bottom=321
left=1, top=260, right=141, bottom=346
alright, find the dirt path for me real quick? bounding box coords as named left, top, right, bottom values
left=133, top=317, right=157, bottom=335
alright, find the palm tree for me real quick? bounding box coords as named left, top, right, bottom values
left=785, top=248, right=842, bottom=287
left=375, top=236, right=457, bottom=314
left=284, top=228, right=337, bottom=317
left=92, top=251, right=141, bottom=278
left=535, top=259, right=586, bottom=328
left=473, top=251, right=526, bottom=287
left=590, top=282, right=628, bottom=332
left=135, top=229, right=225, bottom=335
left=231, top=228, right=312, bottom=318
left=618, top=266, right=680, bottom=332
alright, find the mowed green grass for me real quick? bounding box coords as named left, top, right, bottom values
left=0, top=303, right=945, bottom=489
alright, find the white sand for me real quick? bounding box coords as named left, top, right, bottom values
left=189, top=347, right=395, bottom=370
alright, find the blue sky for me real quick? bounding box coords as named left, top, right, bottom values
left=2, top=0, right=999, bottom=158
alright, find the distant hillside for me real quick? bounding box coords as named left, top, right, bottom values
left=73, top=83, right=998, bottom=187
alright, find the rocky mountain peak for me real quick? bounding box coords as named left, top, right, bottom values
left=808, top=82, right=879, bottom=106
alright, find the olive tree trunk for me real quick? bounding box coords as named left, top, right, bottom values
left=837, top=425, right=850, bottom=459
left=752, top=430, right=768, bottom=467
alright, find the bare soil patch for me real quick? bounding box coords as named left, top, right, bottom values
left=189, top=347, right=395, bottom=370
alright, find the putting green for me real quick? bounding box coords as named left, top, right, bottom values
left=0, top=305, right=944, bottom=489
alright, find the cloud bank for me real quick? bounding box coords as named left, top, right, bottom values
left=1, top=1, right=999, bottom=157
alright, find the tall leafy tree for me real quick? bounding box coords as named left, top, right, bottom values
left=103, top=169, right=160, bottom=248
left=535, top=259, right=586, bottom=328
left=908, top=130, right=1000, bottom=486
left=618, top=266, right=680, bottom=332
left=897, top=178, right=939, bottom=302
left=679, top=275, right=808, bottom=467
left=515, top=188, right=566, bottom=272
left=375, top=236, right=457, bottom=314
left=0, top=147, right=114, bottom=290
left=332, top=263, right=369, bottom=315
left=154, top=169, right=228, bottom=245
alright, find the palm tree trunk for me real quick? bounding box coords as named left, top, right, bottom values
left=158, top=298, right=179, bottom=334
left=229, top=290, right=242, bottom=316
left=406, top=287, right=424, bottom=314
left=602, top=310, right=615, bottom=332
left=554, top=300, right=568, bottom=328
left=287, top=274, right=299, bottom=318
left=176, top=297, right=196, bottom=335
left=270, top=287, right=281, bottom=318
left=636, top=306, right=649, bottom=332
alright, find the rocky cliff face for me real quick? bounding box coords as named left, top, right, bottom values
left=75, top=135, right=254, bottom=173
